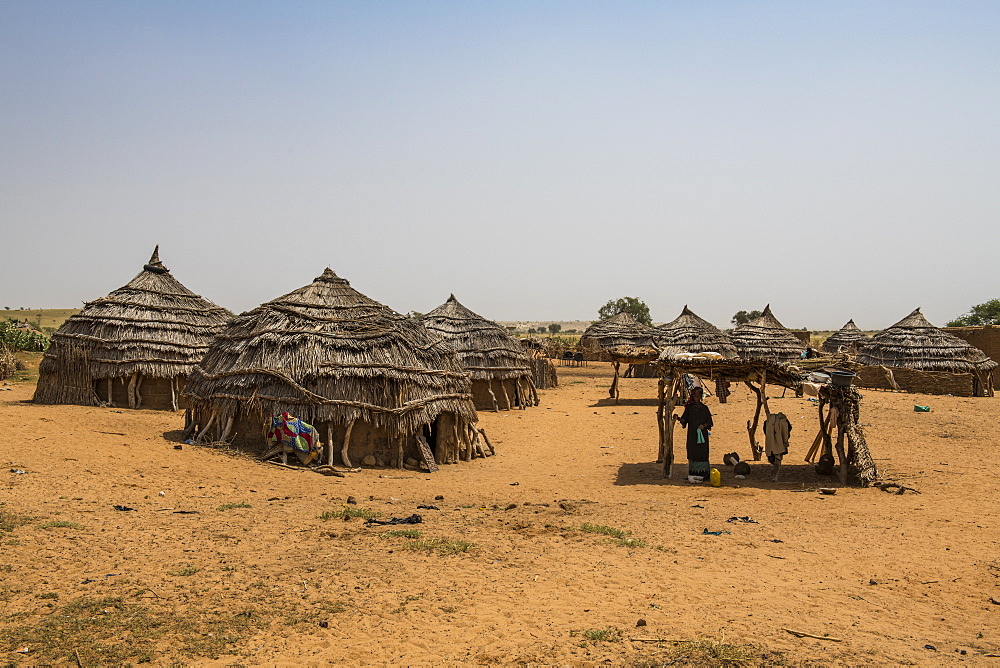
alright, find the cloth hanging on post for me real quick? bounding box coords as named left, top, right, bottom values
left=764, top=412, right=792, bottom=463
left=266, top=412, right=322, bottom=464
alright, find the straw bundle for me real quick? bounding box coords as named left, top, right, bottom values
left=731, top=305, right=804, bottom=363
left=182, top=269, right=481, bottom=466
left=653, top=306, right=737, bottom=358
left=0, top=345, right=15, bottom=381
left=33, top=247, right=230, bottom=409
left=857, top=308, right=997, bottom=374
left=421, top=295, right=538, bottom=410
left=579, top=312, right=656, bottom=351
left=822, top=319, right=870, bottom=354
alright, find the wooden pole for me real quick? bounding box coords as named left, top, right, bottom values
left=487, top=380, right=499, bottom=412
left=341, top=420, right=355, bottom=468
left=127, top=373, right=138, bottom=409
left=327, top=424, right=335, bottom=466
left=610, top=362, right=620, bottom=401
left=744, top=381, right=764, bottom=460
left=663, top=372, right=679, bottom=478
left=656, top=377, right=666, bottom=463
left=835, top=425, right=848, bottom=484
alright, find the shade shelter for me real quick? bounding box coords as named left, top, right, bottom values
left=822, top=320, right=869, bottom=354
left=33, top=247, right=230, bottom=410
left=856, top=308, right=995, bottom=397
left=421, top=294, right=539, bottom=411
left=182, top=269, right=487, bottom=470
left=731, top=305, right=804, bottom=363
left=655, top=355, right=876, bottom=486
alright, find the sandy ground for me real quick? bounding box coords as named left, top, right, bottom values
left=1, top=362, right=998, bottom=666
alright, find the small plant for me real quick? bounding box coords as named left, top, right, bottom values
left=39, top=520, right=83, bottom=529
left=614, top=537, right=648, bottom=549
left=580, top=523, right=630, bottom=539
left=217, top=502, right=252, bottom=511
left=404, top=537, right=477, bottom=555
left=582, top=627, right=622, bottom=642
left=0, top=508, right=34, bottom=532
left=168, top=566, right=201, bottom=576
left=319, top=506, right=380, bottom=520
left=0, top=565, right=12, bottom=572
left=37, top=592, right=59, bottom=599
left=381, top=529, right=422, bottom=539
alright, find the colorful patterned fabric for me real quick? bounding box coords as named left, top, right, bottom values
left=267, top=412, right=321, bottom=463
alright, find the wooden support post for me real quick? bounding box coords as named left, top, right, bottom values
left=218, top=414, right=234, bottom=443
left=804, top=397, right=829, bottom=463
left=610, top=362, right=620, bottom=402
left=195, top=410, right=217, bottom=444
left=745, top=381, right=764, bottom=460
left=477, top=427, right=495, bottom=455
left=487, top=380, right=499, bottom=412
left=170, top=377, right=178, bottom=412
left=134, top=374, right=143, bottom=408
left=106, top=378, right=113, bottom=406
left=656, top=377, right=666, bottom=463
left=341, top=420, right=355, bottom=468
left=397, top=435, right=405, bottom=469
left=127, top=373, right=138, bottom=409
left=835, top=426, right=848, bottom=484
left=500, top=381, right=512, bottom=411
left=327, top=424, right=335, bottom=466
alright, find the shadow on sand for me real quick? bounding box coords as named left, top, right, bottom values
left=589, top=397, right=659, bottom=408
left=615, top=460, right=848, bottom=490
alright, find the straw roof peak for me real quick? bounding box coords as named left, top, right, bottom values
left=857, top=307, right=996, bottom=374
left=421, top=295, right=533, bottom=383
left=653, top=306, right=736, bottom=358
left=731, top=305, right=804, bottom=362
left=822, top=318, right=870, bottom=354
left=143, top=245, right=167, bottom=274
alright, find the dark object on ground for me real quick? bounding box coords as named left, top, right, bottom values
left=925, top=645, right=937, bottom=651
left=113, top=505, right=137, bottom=512
left=733, top=461, right=751, bottom=476
left=172, top=510, right=199, bottom=514
left=819, top=488, right=837, bottom=495
left=365, top=514, right=423, bottom=526
left=346, top=496, right=357, bottom=505
left=636, top=619, right=647, bottom=627
left=874, top=481, right=921, bottom=495
left=815, top=453, right=835, bottom=476
left=702, top=528, right=731, bottom=536
left=173, top=445, right=183, bottom=450
left=417, top=504, right=440, bottom=510
left=726, top=516, right=758, bottom=523
left=723, top=452, right=740, bottom=466
left=434, top=495, right=444, bottom=500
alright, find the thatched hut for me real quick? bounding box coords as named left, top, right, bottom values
left=653, top=306, right=737, bottom=358
left=33, top=247, right=230, bottom=410
left=421, top=294, right=539, bottom=411
left=731, top=305, right=804, bottom=363
left=182, top=269, right=485, bottom=469
left=579, top=311, right=656, bottom=351
left=822, top=319, right=869, bottom=354
left=856, top=308, right=996, bottom=397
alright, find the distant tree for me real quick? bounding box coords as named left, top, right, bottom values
left=3, top=307, right=8, bottom=310
left=406, top=310, right=424, bottom=319
left=598, top=297, right=652, bottom=327
left=947, top=299, right=1000, bottom=327
left=566, top=329, right=578, bottom=334
left=506, top=326, right=516, bottom=334
left=547, top=323, right=561, bottom=335
left=731, top=309, right=763, bottom=326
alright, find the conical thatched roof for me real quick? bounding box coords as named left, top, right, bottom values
left=731, top=305, right=804, bottom=363
left=822, top=319, right=870, bottom=354
left=857, top=308, right=997, bottom=373
left=653, top=306, right=737, bottom=358
left=421, top=295, right=533, bottom=383
left=580, top=312, right=656, bottom=350
left=182, top=268, right=477, bottom=436
left=34, top=247, right=231, bottom=406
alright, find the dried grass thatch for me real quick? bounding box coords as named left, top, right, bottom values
left=33, top=247, right=230, bottom=409
left=421, top=295, right=538, bottom=410
left=182, top=269, right=482, bottom=467
left=857, top=308, right=997, bottom=375
left=653, top=306, right=737, bottom=358
left=579, top=312, right=656, bottom=351
left=0, top=346, right=15, bottom=381
left=822, top=319, right=870, bottom=354
left=731, top=305, right=804, bottom=363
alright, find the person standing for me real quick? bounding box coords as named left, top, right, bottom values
left=678, top=387, right=713, bottom=481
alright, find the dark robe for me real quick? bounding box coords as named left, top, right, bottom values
left=679, top=401, right=713, bottom=477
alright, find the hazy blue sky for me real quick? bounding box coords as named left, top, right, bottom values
left=3, top=1, right=997, bottom=329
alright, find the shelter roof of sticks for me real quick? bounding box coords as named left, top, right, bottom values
left=421, top=295, right=532, bottom=381
left=580, top=311, right=656, bottom=350
left=730, top=305, right=805, bottom=363
left=182, top=268, right=477, bottom=436
left=36, top=246, right=230, bottom=385
left=857, top=308, right=998, bottom=374
left=653, top=306, right=737, bottom=358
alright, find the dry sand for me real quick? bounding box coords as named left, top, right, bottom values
left=1, top=362, right=998, bottom=666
